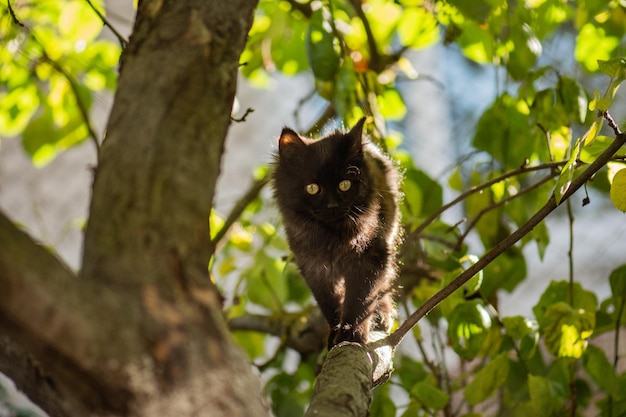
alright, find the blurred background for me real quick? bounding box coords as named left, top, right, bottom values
left=1, top=0, right=625, bottom=415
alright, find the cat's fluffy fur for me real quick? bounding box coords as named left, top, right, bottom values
left=273, top=118, right=401, bottom=347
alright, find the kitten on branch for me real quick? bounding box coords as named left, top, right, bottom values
left=273, top=118, right=402, bottom=348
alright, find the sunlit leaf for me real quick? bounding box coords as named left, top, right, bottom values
left=59, top=0, right=103, bottom=44
left=610, top=169, right=626, bottom=212
left=575, top=23, right=620, bottom=72
left=398, top=7, right=439, bottom=49
left=533, top=281, right=598, bottom=326
left=364, top=0, right=403, bottom=47
left=0, top=84, right=40, bottom=136
left=377, top=88, right=407, bottom=120
left=447, top=300, right=492, bottom=360
left=542, top=301, right=595, bottom=358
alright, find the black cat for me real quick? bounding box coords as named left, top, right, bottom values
left=273, top=118, right=402, bottom=348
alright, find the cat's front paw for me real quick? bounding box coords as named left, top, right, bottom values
left=333, top=323, right=367, bottom=346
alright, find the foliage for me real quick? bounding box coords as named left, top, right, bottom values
left=219, top=0, right=626, bottom=416
left=2, top=0, right=626, bottom=416
left=0, top=0, right=120, bottom=165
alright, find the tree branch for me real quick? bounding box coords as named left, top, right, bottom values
left=228, top=308, right=327, bottom=357
left=304, top=343, right=373, bottom=417
left=401, top=160, right=565, bottom=256
left=0, top=209, right=134, bottom=416
left=385, top=124, right=626, bottom=348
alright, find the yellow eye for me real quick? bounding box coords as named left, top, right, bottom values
left=338, top=180, right=352, bottom=192
left=305, top=183, right=320, bottom=195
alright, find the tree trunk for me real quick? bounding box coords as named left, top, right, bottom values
left=0, top=1, right=267, bottom=416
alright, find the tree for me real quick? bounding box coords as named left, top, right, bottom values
left=1, top=0, right=625, bottom=416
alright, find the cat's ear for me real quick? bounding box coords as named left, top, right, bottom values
left=348, top=117, right=367, bottom=140
left=279, top=127, right=305, bottom=156
left=346, top=117, right=366, bottom=154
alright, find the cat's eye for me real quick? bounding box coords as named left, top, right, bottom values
left=338, top=180, right=352, bottom=192
left=305, top=183, right=320, bottom=195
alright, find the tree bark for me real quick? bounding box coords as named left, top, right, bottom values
left=0, top=1, right=267, bottom=416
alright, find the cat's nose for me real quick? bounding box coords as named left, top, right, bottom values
left=327, top=201, right=339, bottom=209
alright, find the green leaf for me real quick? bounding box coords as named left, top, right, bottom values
left=472, top=94, right=535, bottom=169
left=332, top=59, right=359, bottom=119
left=246, top=252, right=288, bottom=312
left=370, top=385, right=397, bottom=417
left=575, top=23, right=620, bottom=72
left=542, top=301, right=595, bottom=358
left=558, top=76, right=588, bottom=124
left=507, top=23, right=541, bottom=80
left=502, top=316, right=538, bottom=339
left=0, top=84, right=40, bottom=137
left=447, top=300, right=492, bottom=360
left=377, top=88, right=407, bottom=120
left=447, top=0, right=492, bottom=22
left=233, top=331, right=267, bottom=359
left=528, top=375, right=561, bottom=417
left=464, top=353, right=509, bottom=406
left=481, top=247, right=526, bottom=297
left=403, top=168, right=442, bottom=219
left=554, top=152, right=584, bottom=205
left=610, top=169, right=626, bottom=213
left=284, top=262, right=310, bottom=304
left=456, top=22, right=493, bottom=64
left=267, top=371, right=310, bottom=417
left=395, top=356, right=429, bottom=388
left=411, top=381, right=450, bottom=410
left=59, top=0, right=104, bottom=44
left=397, top=7, right=439, bottom=49
left=597, top=57, right=626, bottom=79
left=459, top=255, right=482, bottom=297
left=583, top=344, right=619, bottom=396
left=609, top=264, right=626, bottom=298
left=306, top=9, right=340, bottom=81
left=533, top=281, right=598, bottom=326
left=364, top=0, right=402, bottom=48
left=580, top=135, right=613, bottom=163
left=533, top=281, right=597, bottom=357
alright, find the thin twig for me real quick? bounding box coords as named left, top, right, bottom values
left=7, top=0, right=101, bottom=153
left=44, top=57, right=101, bottom=152
left=401, top=160, right=565, bottom=256
left=84, top=0, right=128, bottom=48
left=566, top=199, right=575, bottom=306
left=6, top=0, right=24, bottom=27
left=603, top=110, right=622, bottom=136
left=231, top=107, right=255, bottom=123
left=383, top=121, right=626, bottom=348
left=210, top=175, right=269, bottom=250
left=349, top=0, right=381, bottom=70
left=455, top=172, right=558, bottom=250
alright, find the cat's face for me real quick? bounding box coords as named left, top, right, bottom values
left=274, top=120, right=371, bottom=226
